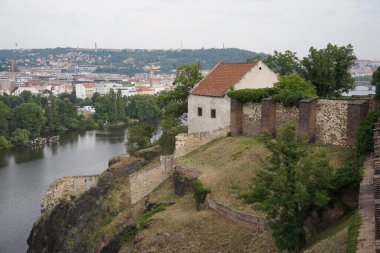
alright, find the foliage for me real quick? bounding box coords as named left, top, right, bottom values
left=355, top=110, right=379, bottom=156
left=11, top=129, right=30, bottom=146
left=193, top=179, right=211, bottom=210
left=138, top=204, right=166, bottom=231
left=346, top=212, right=361, bottom=253
left=159, top=117, right=181, bottom=155
left=246, top=55, right=266, bottom=63
left=227, top=88, right=276, bottom=103
left=94, top=89, right=126, bottom=123
left=373, top=66, right=380, bottom=99
left=300, top=43, right=356, bottom=97
left=126, top=95, right=159, bottom=121
left=12, top=103, right=46, bottom=138
left=265, top=50, right=301, bottom=75
left=0, top=101, right=10, bottom=137
left=159, top=63, right=203, bottom=117
left=240, top=123, right=333, bottom=251
left=0, top=136, right=11, bottom=149
left=272, top=74, right=316, bottom=107
left=125, top=124, right=154, bottom=155
left=330, top=162, right=363, bottom=196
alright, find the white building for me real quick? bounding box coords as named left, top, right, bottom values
left=76, top=83, right=95, bottom=99
left=188, top=61, right=278, bottom=133
left=95, top=83, right=137, bottom=97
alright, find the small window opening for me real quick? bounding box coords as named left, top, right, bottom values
left=198, top=107, right=202, bottom=116
left=259, top=67, right=262, bottom=70
left=211, top=109, right=216, bottom=118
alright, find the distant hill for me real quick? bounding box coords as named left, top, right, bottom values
left=0, top=48, right=266, bottom=75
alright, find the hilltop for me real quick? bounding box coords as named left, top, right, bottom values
left=0, top=48, right=266, bottom=75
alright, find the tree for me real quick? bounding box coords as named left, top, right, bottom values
left=126, top=95, right=159, bottom=121
left=265, top=50, right=300, bottom=75
left=372, top=66, right=380, bottom=99
left=13, top=103, right=46, bottom=137
left=272, top=74, right=316, bottom=107
left=125, top=124, right=154, bottom=155
left=20, top=90, right=33, bottom=102
left=159, top=116, right=182, bottom=155
left=240, top=124, right=332, bottom=251
left=159, top=63, right=203, bottom=117
left=300, top=43, right=356, bottom=97
left=11, top=129, right=30, bottom=146
left=0, top=101, right=10, bottom=137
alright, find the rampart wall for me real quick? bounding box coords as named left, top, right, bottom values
left=41, top=175, right=99, bottom=214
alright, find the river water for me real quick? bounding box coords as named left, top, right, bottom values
left=0, top=126, right=159, bottom=253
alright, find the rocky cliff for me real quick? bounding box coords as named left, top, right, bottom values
left=27, top=146, right=161, bottom=253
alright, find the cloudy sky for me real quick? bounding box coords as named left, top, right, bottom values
left=0, top=0, right=379, bottom=59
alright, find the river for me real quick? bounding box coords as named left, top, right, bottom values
left=0, top=125, right=159, bottom=253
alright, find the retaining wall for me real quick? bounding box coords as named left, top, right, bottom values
left=129, top=155, right=174, bottom=205
left=41, top=175, right=99, bottom=214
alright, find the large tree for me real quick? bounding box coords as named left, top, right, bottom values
left=126, top=95, right=159, bottom=121
left=265, top=50, right=300, bottom=75
left=159, top=63, right=203, bottom=117
left=0, top=101, right=10, bottom=137
left=300, top=43, right=356, bottom=97
left=372, top=66, right=380, bottom=99
left=13, top=103, right=46, bottom=137
left=240, top=124, right=332, bottom=251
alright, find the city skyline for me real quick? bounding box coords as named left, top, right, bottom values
left=0, top=0, right=379, bottom=60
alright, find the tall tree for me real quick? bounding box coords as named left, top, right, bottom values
left=372, top=66, right=380, bottom=99
left=159, top=63, right=203, bottom=117
left=300, top=43, right=356, bottom=97
left=265, top=50, right=300, bottom=75
left=126, top=95, right=159, bottom=121
left=0, top=101, right=10, bottom=137
left=240, top=124, right=332, bottom=251
left=13, top=103, right=46, bottom=137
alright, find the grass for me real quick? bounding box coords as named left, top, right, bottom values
left=346, top=211, right=362, bottom=253
left=138, top=204, right=167, bottom=231
left=176, top=136, right=356, bottom=216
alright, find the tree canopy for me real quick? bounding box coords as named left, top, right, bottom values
left=300, top=43, right=356, bottom=97
left=13, top=103, right=46, bottom=138
left=372, top=66, right=380, bottom=99
left=265, top=50, right=300, bottom=75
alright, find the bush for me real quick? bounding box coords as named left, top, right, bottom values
left=138, top=204, right=166, bottom=231
left=193, top=179, right=211, bottom=210
left=356, top=110, right=378, bottom=156
left=227, top=88, right=276, bottom=103
left=126, top=124, right=154, bottom=155
left=330, top=162, right=363, bottom=196
left=0, top=136, right=11, bottom=149
left=11, top=129, right=30, bottom=146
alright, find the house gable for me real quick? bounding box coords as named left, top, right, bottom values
left=233, top=61, right=278, bottom=90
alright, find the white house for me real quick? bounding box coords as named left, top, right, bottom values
left=188, top=61, right=278, bottom=133
left=76, top=83, right=95, bottom=99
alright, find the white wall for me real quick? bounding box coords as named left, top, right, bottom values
left=75, top=84, right=86, bottom=99
left=188, top=95, right=231, bottom=133
left=234, top=61, right=278, bottom=90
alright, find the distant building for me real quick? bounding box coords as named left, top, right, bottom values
left=76, top=83, right=95, bottom=99
left=136, top=87, right=155, bottom=95
left=188, top=61, right=278, bottom=133
left=95, top=83, right=137, bottom=97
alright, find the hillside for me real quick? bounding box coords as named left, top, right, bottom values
left=27, top=136, right=357, bottom=253
left=0, top=48, right=266, bottom=75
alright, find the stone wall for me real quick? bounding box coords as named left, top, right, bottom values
left=275, top=103, right=299, bottom=131
left=242, top=102, right=261, bottom=135
left=205, top=194, right=265, bottom=231
left=129, top=155, right=174, bottom=205
left=173, top=165, right=200, bottom=196
left=316, top=99, right=348, bottom=146
left=174, top=127, right=229, bottom=158
left=41, top=175, right=99, bottom=214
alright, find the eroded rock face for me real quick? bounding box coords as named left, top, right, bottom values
left=27, top=146, right=161, bottom=253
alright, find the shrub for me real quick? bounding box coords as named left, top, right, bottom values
left=356, top=110, right=379, bottom=156
left=11, top=129, right=30, bottom=146
left=227, top=88, right=276, bottom=103
left=138, top=204, right=166, bottom=230
left=159, top=116, right=187, bottom=155
left=0, top=136, right=11, bottom=149
left=126, top=124, right=154, bottom=155
left=330, top=162, right=363, bottom=196
left=193, top=179, right=211, bottom=210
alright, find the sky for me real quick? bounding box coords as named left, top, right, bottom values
left=0, top=0, right=379, bottom=59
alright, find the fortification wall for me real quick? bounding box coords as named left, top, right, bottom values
left=242, top=102, right=261, bottom=135
left=174, top=127, right=229, bottom=158
left=129, top=155, right=174, bottom=205
left=205, top=194, right=265, bottom=231
left=316, top=99, right=348, bottom=146
left=275, top=103, right=299, bottom=131
left=41, top=175, right=99, bottom=214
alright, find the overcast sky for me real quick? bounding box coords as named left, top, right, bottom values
left=0, top=0, right=379, bottom=59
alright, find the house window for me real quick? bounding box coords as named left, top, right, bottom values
left=259, top=67, right=262, bottom=70
left=211, top=109, right=216, bottom=118
left=197, top=107, right=202, bottom=116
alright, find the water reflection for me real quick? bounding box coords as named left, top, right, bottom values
left=13, top=146, right=45, bottom=164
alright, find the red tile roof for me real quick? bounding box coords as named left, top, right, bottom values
left=191, top=62, right=257, bottom=97
left=82, top=83, right=95, bottom=88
